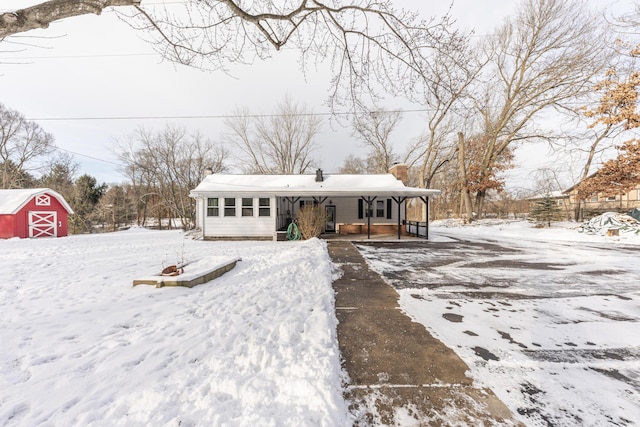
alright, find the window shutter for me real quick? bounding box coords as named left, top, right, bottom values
left=387, top=199, right=392, bottom=219
left=358, top=199, right=363, bottom=219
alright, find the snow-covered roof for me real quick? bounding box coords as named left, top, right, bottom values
left=527, top=190, right=569, bottom=200
left=190, top=173, right=440, bottom=198
left=0, top=188, right=74, bottom=215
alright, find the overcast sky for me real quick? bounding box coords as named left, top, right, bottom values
left=0, top=0, right=632, bottom=191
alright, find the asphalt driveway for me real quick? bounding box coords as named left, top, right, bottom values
left=353, top=232, right=640, bottom=426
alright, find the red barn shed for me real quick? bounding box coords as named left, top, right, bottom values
left=0, top=188, right=74, bottom=239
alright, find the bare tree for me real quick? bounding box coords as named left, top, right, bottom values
left=116, top=125, right=227, bottom=228
left=38, top=151, right=79, bottom=199
left=405, top=31, right=484, bottom=189
left=351, top=110, right=400, bottom=173
left=467, top=0, right=612, bottom=216
left=1, top=1, right=454, bottom=109
left=338, top=154, right=367, bottom=174
left=456, top=132, right=474, bottom=222
left=531, top=168, right=565, bottom=196
left=224, top=96, right=321, bottom=174
left=0, top=103, right=54, bottom=189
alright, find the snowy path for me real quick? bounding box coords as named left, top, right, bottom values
left=1, top=230, right=349, bottom=426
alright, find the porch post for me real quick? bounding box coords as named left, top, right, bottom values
left=398, top=199, right=402, bottom=239
left=419, top=196, right=429, bottom=239
left=392, top=196, right=407, bottom=239
left=426, top=197, right=430, bottom=239
left=361, top=196, right=376, bottom=239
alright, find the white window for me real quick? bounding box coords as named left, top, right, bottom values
left=606, top=195, right=616, bottom=202
left=242, top=198, right=254, bottom=217
left=206, top=198, right=219, bottom=217
left=35, top=194, right=50, bottom=206
left=224, top=198, right=236, bottom=217
left=258, top=198, right=271, bottom=217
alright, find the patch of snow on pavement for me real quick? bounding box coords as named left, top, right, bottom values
left=358, top=220, right=640, bottom=427
left=1, top=231, right=349, bottom=426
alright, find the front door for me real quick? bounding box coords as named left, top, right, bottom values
left=325, top=205, right=336, bottom=232
left=28, top=211, right=57, bottom=238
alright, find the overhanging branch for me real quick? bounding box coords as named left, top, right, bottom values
left=0, top=0, right=141, bottom=39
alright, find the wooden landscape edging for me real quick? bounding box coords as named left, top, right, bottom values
left=133, top=257, right=241, bottom=288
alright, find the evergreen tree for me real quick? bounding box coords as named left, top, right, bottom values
left=529, top=196, right=564, bottom=228
left=70, top=174, right=106, bottom=233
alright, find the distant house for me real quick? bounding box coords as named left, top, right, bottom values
left=0, top=188, right=74, bottom=239
left=189, top=165, right=440, bottom=240
left=563, top=180, right=640, bottom=220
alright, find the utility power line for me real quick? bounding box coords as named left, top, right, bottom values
left=26, top=103, right=608, bottom=122
left=27, top=109, right=426, bottom=121
left=56, top=146, right=121, bottom=166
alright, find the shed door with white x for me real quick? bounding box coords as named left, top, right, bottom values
left=28, top=211, right=57, bottom=238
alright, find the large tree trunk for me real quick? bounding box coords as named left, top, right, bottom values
left=574, top=127, right=612, bottom=222
left=475, top=190, right=486, bottom=219
left=457, top=132, right=474, bottom=223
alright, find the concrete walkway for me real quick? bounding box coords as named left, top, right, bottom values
left=327, top=241, right=521, bottom=426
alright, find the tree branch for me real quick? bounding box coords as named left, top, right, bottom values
left=0, top=0, right=140, bottom=39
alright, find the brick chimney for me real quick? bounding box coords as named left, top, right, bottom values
left=389, top=163, right=408, bottom=185
left=315, top=168, right=324, bottom=182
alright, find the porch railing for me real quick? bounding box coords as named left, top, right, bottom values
left=405, top=220, right=429, bottom=239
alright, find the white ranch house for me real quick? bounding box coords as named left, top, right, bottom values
left=190, top=167, right=439, bottom=241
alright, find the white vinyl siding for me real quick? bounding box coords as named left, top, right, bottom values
left=339, top=198, right=400, bottom=224
left=198, top=195, right=404, bottom=238
left=202, top=196, right=276, bottom=238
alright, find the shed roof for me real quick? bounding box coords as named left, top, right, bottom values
left=0, top=188, right=74, bottom=215
left=190, top=173, right=440, bottom=198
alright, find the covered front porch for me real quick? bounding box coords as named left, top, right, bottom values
left=275, top=195, right=433, bottom=240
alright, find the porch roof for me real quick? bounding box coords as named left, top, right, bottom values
left=190, top=173, right=440, bottom=199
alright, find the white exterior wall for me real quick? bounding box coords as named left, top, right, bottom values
left=281, top=197, right=402, bottom=225
left=195, top=194, right=405, bottom=238
left=195, top=199, right=203, bottom=229
left=201, top=196, right=276, bottom=238
left=332, top=197, right=402, bottom=226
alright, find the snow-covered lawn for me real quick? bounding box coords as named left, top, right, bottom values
left=1, top=230, right=349, bottom=426
left=3, top=220, right=640, bottom=426
left=358, top=220, right=640, bottom=427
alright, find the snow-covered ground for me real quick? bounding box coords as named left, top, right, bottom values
left=358, top=220, right=640, bottom=427
left=1, top=230, right=349, bottom=426
left=3, top=220, right=640, bottom=426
